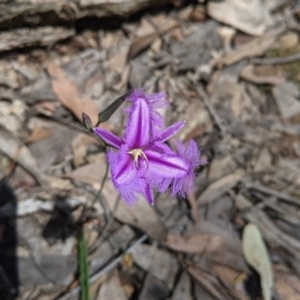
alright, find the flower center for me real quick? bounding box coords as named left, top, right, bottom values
left=127, top=148, right=149, bottom=169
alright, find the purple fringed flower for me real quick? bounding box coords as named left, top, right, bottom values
left=93, top=90, right=205, bottom=206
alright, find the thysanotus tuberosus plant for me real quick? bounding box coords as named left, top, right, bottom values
left=83, top=89, right=206, bottom=206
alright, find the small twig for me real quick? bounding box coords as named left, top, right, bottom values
left=246, top=183, right=300, bottom=208
left=252, top=52, right=300, bottom=65
left=190, top=76, right=226, bottom=134
left=19, top=242, right=58, bottom=286
left=187, top=193, right=200, bottom=224
left=90, top=159, right=110, bottom=221
left=89, top=197, right=120, bottom=253
left=57, top=234, right=148, bottom=300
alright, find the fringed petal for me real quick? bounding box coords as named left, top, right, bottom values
left=158, top=120, right=185, bottom=142
left=94, top=127, right=123, bottom=148
left=170, top=140, right=206, bottom=198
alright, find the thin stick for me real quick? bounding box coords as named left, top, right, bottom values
left=252, top=52, right=300, bottom=65
left=187, top=193, right=200, bottom=224
left=89, top=197, right=120, bottom=253
left=191, top=77, right=226, bottom=134
left=246, top=183, right=300, bottom=208
left=90, top=160, right=110, bottom=221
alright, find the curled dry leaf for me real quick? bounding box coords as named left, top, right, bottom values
left=242, top=223, right=274, bottom=300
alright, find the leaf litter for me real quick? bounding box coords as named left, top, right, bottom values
left=0, top=1, right=300, bottom=299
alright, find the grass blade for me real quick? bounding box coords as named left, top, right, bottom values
left=78, top=227, right=90, bottom=300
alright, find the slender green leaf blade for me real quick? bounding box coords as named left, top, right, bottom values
left=97, top=91, right=130, bottom=124
left=78, top=228, right=90, bottom=300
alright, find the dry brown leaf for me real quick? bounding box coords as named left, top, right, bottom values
left=272, top=81, right=300, bottom=119
left=47, top=62, right=99, bottom=125
left=187, top=221, right=249, bottom=273
left=188, top=266, right=227, bottom=299
left=209, top=263, right=249, bottom=300
left=198, top=169, right=245, bottom=205
left=97, top=270, right=128, bottom=300
left=187, top=192, right=199, bottom=223
left=171, top=272, right=192, bottom=300
left=112, top=196, right=168, bottom=241
left=207, top=0, right=272, bottom=36
left=64, top=162, right=106, bottom=189
left=240, top=64, right=284, bottom=85
left=35, top=101, right=57, bottom=113
left=130, top=244, right=178, bottom=289
left=217, top=30, right=280, bottom=66
left=72, top=134, right=102, bottom=167
left=166, top=233, right=223, bottom=254
left=275, top=271, right=300, bottom=300
left=129, top=32, right=158, bottom=58
left=189, top=5, right=206, bottom=22
left=136, top=15, right=178, bottom=36
left=0, top=125, right=48, bottom=186
left=25, top=127, right=53, bottom=144
left=106, top=46, right=130, bottom=74
left=129, top=15, right=178, bottom=58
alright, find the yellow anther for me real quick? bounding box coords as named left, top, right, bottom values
left=128, top=148, right=149, bottom=169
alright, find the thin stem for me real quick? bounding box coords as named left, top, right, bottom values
left=90, top=159, right=110, bottom=221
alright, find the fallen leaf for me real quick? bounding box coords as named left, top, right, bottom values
left=106, top=45, right=130, bottom=74
left=129, top=15, right=178, bottom=58
left=64, top=162, right=107, bottom=189
left=47, top=62, right=99, bottom=125
left=0, top=125, right=48, bottom=186
left=171, top=272, right=192, bottom=300
left=187, top=192, right=199, bottom=223
left=217, top=30, right=280, bottom=66
left=197, top=169, right=245, bottom=205
left=138, top=273, right=169, bottom=300
left=188, top=266, right=227, bottom=299
left=208, top=262, right=249, bottom=300
left=275, top=270, right=300, bottom=300
left=187, top=221, right=249, bottom=272
left=35, top=101, right=57, bottom=113
left=72, top=134, right=102, bottom=167
left=166, top=233, right=223, bottom=254
left=272, top=81, right=300, bottom=119
left=243, top=223, right=274, bottom=300
left=25, top=126, right=53, bottom=144
left=207, top=0, right=273, bottom=36
left=130, top=244, right=178, bottom=289
left=240, top=64, right=284, bottom=85
left=129, top=32, right=158, bottom=58
left=97, top=270, right=128, bottom=300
